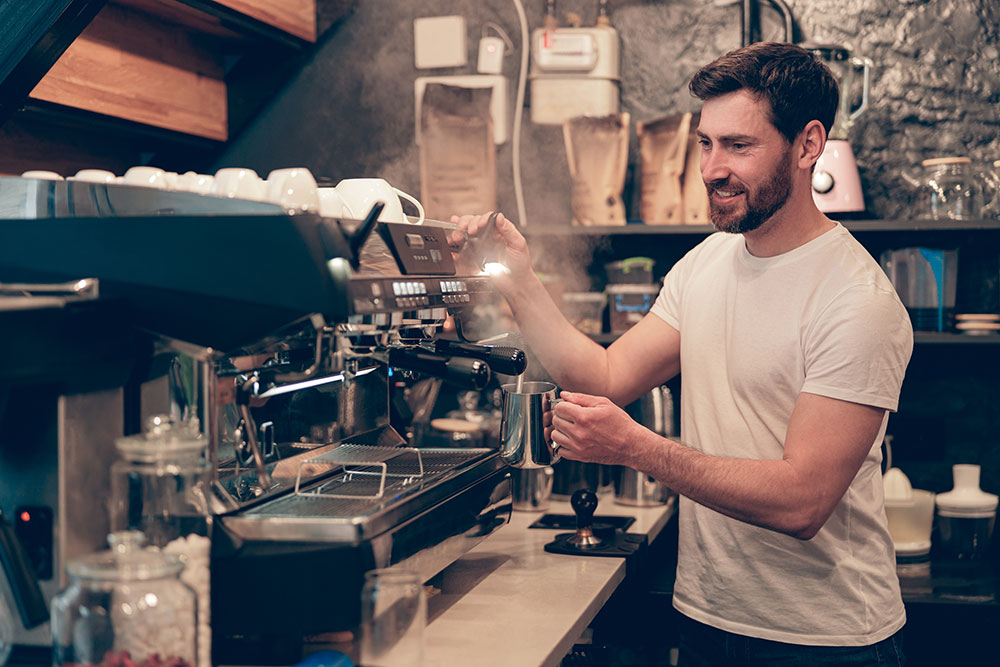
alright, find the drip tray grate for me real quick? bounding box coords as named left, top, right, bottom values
left=294, top=444, right=425, bottom=500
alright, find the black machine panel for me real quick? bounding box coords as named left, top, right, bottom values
left=378, top=222, right=457, bottom=275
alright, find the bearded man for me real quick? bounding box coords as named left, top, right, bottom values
left=454, top=42, right=912, bottom=666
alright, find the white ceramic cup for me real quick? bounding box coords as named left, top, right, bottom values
left=212, top=168, right=267, bottom=201
left=123, top=166, right=168, bottom=189
left=334, top=178, right=425, bottom=224
left=69, top=169, right=117, bottom=184
left=177, top=171, right=215, bottom=194
left=265, top=167, right=320, bottom=214
left=318, top=187, right=355, bottom=218
left=21, top=170, right=64, bottom=180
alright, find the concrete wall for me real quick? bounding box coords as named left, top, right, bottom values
left=218, top=0, right=1000, bottom=222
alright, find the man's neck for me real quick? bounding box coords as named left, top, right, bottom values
left=742, top=185, right=835, bottom=258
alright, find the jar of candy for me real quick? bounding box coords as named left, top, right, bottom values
left=110, top=415, right=212, bottom=666
left=50, top=531, right=197, bottom=666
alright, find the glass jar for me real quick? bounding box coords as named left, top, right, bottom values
left=915, top=157, right=996, bottom=221
left=50, top=531, right=197, bottom=666
left=111, top=415, right=212, bottom=667
left=111, top=415, right=210, bottom=546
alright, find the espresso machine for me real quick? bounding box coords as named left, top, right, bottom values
left=0, top=176, right=517, bottom=663
left=803, top=42, right=874, bottom=215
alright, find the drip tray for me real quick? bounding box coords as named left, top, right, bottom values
left=221, top=445, right=505, bottom=543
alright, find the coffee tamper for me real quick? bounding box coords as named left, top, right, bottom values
left=566, top=488, right=604, bottom=549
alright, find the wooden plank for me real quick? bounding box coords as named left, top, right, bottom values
left=215, top=0, right=315, bottom=41
left=28, top=2, right=227, bottom=141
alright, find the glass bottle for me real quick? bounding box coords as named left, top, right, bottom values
left=110, top=415, right=212, bottom=667
left=50, top=531, right=197, bottom=666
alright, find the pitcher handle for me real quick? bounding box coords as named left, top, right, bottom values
left=394, top=187, right=425, bottom=225
left=848, top=56, right=873, bottom=124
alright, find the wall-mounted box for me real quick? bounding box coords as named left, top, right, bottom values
left=413, top=15, right=467, bottom=69
left=529, top=26, right=620, bottom=125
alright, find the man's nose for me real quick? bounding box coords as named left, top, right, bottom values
left=700, top=150, right=730, bottom=184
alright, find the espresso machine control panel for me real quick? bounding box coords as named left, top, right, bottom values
left=379, top=223, right=457, bottom=275
left=349, top=275, right=494, bottom=314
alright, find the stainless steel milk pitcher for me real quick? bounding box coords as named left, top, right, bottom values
left=499, top=381, right=562, bottom=468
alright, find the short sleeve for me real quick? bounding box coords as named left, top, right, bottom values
left=801, top=283, right=914, bottom=412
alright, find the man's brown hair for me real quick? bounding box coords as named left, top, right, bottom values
left=688, top=42, right=840, bottom=144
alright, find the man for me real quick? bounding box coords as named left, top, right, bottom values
left=454, top=41, right=913, bottom=665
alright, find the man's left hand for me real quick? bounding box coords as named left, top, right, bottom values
left=550, top=391, right=646, bottom=467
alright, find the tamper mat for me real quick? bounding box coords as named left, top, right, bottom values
left=542, top=488, right=645, bottom=557
left=544, top=531, right=645, bottom=557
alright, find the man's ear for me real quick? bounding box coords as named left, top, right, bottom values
left=798, top=120, right=827, bottom=169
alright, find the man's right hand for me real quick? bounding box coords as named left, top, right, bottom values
left=450, top=212, right=533, bottom=297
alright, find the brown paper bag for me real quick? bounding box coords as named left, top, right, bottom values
left=563, top=113, right=630, bottom=226
left=637, top=112, right=691, bottom=225
left=419, top=83, right=497, bottom=221
left=682, top=112, right=710, bottom=224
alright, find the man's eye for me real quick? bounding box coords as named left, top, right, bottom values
left=698, top=139, right=711, bottom=149
left=732, top=143, right=749, bottom=151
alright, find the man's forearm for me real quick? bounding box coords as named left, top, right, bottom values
left=631, top=433, right=824, bottom=539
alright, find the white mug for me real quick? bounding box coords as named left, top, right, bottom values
left=212, top=167, right=267, bottom=201
left=334, top=178, right=425, bottom=224
left=123, top=166, right=168, bottom=189
left=265, top=167, right=320, bottom=214
left=177, top=171, right=215, bottom=195
left=70, top=169, right=117, bottom=184
left=318, top=187, right=355, bottom=218
left=21, top=170, right=64, bottom=180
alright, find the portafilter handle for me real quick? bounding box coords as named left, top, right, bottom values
left=388, top=348, right=491, bottom=390
left=434, top=339, right=527, bottom=377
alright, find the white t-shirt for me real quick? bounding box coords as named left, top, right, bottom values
left=649, top=222, right=913, bottom=646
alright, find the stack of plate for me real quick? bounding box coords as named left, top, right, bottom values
left=954, top=313, right=1000, bottom=335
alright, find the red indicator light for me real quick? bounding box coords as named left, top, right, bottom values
left=20, top=511, right=30, bottom=522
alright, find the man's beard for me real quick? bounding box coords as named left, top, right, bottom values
left=707, top=156, right=793, bottom=234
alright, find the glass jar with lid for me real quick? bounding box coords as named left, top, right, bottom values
left=913, top=157, right=997, bottom=221
left=110, top=415, right=212, bottom=666
left=111, top=415, right=211, bottom=546
left=50, top=531, right=197, bottom=666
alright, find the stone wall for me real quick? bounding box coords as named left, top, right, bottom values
left=219, top=0, right=1000, bottom=222
left=217, top=0, right=1000, bottom=497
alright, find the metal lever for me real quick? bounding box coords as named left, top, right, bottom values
left=235, top=376, right=274, bottom=490
left=465, top=210, right=500, bottom=271
left=348, top=201, right=385, bottom=268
